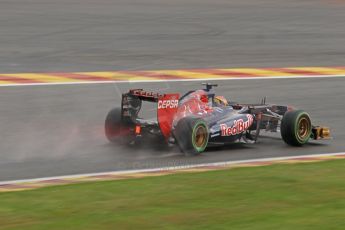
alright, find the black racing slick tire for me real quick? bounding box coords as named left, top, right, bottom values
left=105, top=108, right=131, bottom=144
left=281, top=110, right=312, bottom=146
left=174, top=117, right=209, bottom=156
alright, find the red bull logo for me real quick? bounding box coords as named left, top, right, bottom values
left=220, top=114, right=254, bottom=136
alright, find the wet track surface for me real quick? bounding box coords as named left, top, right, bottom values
left=1, top=0, right=345, bottom=73
left=1, top=79, right=345, bottom=181
left=0, top=0, right=345, bottom=180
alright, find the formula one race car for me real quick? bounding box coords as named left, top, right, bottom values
left=105, top=83, right=330, bottom=155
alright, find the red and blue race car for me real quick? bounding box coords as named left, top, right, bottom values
left=105, top=83, right=330, bottom=155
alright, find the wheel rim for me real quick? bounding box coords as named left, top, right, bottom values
left=297, top=117, right=310, bottom=140
left=194, top=125, right=207, bottom=149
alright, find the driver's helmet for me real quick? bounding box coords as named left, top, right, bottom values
left=214, top=96, right=228, bottom=106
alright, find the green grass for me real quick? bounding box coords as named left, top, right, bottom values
left=1, top=160, right=345, bottom=230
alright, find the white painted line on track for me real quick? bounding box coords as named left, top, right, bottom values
left=1, top=151, right=344, bottom=185
left=0, top=74, right=344, bottom=87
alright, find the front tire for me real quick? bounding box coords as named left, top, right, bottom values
left=174, top=117, right=209, bottom=156
left=281, top=110, right=312, bottom=146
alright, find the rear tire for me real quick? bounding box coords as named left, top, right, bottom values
left=281, top=110, right=311, bottom=146
left=174, top=117, right=209, bottom=156
left=105, top=108, right=132, bottom=144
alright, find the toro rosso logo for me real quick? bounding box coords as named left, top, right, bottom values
left=220, top=115, right=254, bottom=136
left=158, top=99, right=179, bottom=109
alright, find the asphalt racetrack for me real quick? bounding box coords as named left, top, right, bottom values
left=0, top=0, right=345, bottom=181
left=1, top=0, right=345, bottom=72
left=1, top=79, right=344, bottom=181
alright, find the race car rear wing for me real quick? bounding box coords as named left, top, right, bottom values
left=126, top=89, right=163, bottom=102
left=121, top=89, right=180, bottom=139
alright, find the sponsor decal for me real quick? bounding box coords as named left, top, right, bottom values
left=220, top=114, right=254, bottom=136
left=157, top=93, right=180, bottom=139
left=130, top=89, right=162, bottom=98
left=158, top=99, right=179, bottom=109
